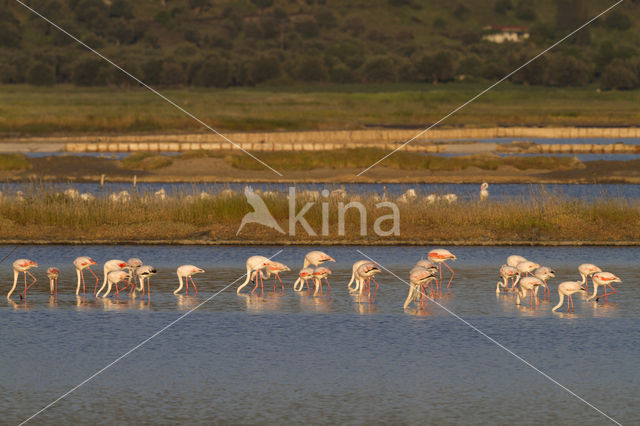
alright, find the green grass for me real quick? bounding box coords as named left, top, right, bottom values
left=0, top=185, right=637, bottom=242
left=2, top=83, right=640, bottom=136
left=121, top=152, right=173, bottom=170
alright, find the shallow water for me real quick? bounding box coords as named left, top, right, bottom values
left=4, top=182, right=640, bottom=202
left=1, top=245, right=638, bottom=425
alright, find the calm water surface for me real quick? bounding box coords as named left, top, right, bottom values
left=1, top=245, right=638, bottom=425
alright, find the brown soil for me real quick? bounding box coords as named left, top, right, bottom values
left=3, top=155, right=640, bottom=184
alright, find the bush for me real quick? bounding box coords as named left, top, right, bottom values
left=0, top=24, right=21, bottom=48
left=416, top=51, right=455, bottom=83
left=515, top=0, right=536, bottom=21
left=493, top=0, right=512, bottom=14
left=294, top=17, right=319, bottom=38
left=193, top=56, right=231, bottom=87
left=453, top=4, right=469, bottom=21
left=72, top=58, right=106, bottom=86
left=141, top=59, right=164, bottom=85
left=360, top=55, right=396, bottom=83
left=600, top=61, right=639, bottom=90
left=244, top=20, right=263, bottom=39
left=604, top=11, right=632, bottom=31
left=546, top=55, right=591, bottom=86
left=314, top=7, right=337, bottom=29
left=109, top=0, right=134, bottom=19
left=295, top=56, right=327, bottom=81
left=342, top=16, right=365, bottom=36
left=0, top=154, right=30, bottom=171
left=249, top=54, right=281, bottom=83
left=26, top=62, right=56, bottom=86
left=160, top=62, right=186, bottom=86
left=329, top=62, right=355, bottom=83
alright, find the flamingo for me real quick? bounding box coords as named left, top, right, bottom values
left=261, top=261, right=290, bottom=291
left=127, top=257, right=143, bottom=281
left=347, top=260, right=371, bottom=292
left=427, top=249, right=456, bottom=289
left=175, top=265, right=205, bottom=295
left=73, top=256, right=99, bottom=297
left=303, top=251, right=335, bottom=268
left=586, top=272, right=621, bottom=303
left=515, top=276, right=543, bottom=307
left=578, top=263, right=602, bottom=295
left=101, top=270, right=132, bottom=298
left=7, top=259, right=38, bottom=300
left=354, top=262, right=381, bottom=301
left=404, top=266, right=436, bottom=310
left=516, top=260, right=540, bottom=277
left=480, top=182, right=489, bottom=201
left=552, top=281, right=586, bottom=313
left=312, top=266, right=332, bottom=296
left=46, top=267, right=60, bottom=296
left=135, top=265, right=156, bottom=298
left=236, top=256, right=273, bottom=294
left=506, top=255, right=527, bottom=268
left=96, top=259, right=128, bottom=297
left=533, top=266, right=555, bottom=300
left=497, top=264, right=519, bottom=294
left=293, top=267, right=315, bottom=292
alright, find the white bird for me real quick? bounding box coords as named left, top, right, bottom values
left=533, top=266, right=555, bottom=299
left=427, top=248, right=456, bottom=290
left=404, top=266, right=436, bottom=310
left=515, top=276, right=543, bottom=307
left=237, top=256, right=273, bottom=294
left=7, top=259, right=38, bottom=300
left=516, top=260, right=540, bottom=276
left=586, top=272, right=621, bottom=303
left=135, top=265, right=157, bottom=298
left=312, top=266, right=332, bottom=296
left=353, top=262, right=381, bottom=300
left=102, top=270, right=132, bottom=298
left=96, top=259, right=128, bottom=297
left=347, top=260, right=371, bottom=292
left=46, top=267, right=60, bottom=296
left=497, top=264, right=519, bottom=294
left=480, top=182, right=489, bottom=201
left=293, top=267, right=315, bottom=292
left=552, top=281, right=586, bottom=313
left=398, top=189, right=417, bottom=203
left=303, top=251, right=335, bottom=268
left=442, top=193, right=457, bottom=203
left=577, top=263, right=602, bottom=295
left=175, top=265, right=205, bottom=295
left=73, top=256, right=99, bottom=297
left=506, top=255, right=527, bottom=268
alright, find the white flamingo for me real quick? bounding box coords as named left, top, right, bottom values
left=135, top=265, right=157, bottom=298
left=303, top=251, right=335, bottom=268
left=312, top=266, right=332, bottom=296
left=7, top=259, right=38, bottom=300
left=73, top=256, right=99, bottom=297
left=480, top=182, right=489, bottom=201
left=506, top=255, right=527, bottom=268
left=552, top=281, right=586, bottom=313
left=533, top=266, right=555, bottom=299
left=586, top=272, right=621, bottom=303
left=497, top=264, right=519, bottom=294
left=354, top=262, right=381, bottom=302
left=96, top=259, right=128, bottom=297
left=237, top=256, right=273, bottom=294
left=102, top=270, right=132, bottom=298
left=516, top=260, right=540, bottom=277
left=260, top=261, right=290, bottom=291
left=578, top=263, right=602, bottom=295
left=515, top=276, right=543, bottom=307
left=175, top=265, right=205, bottom=295
left=347, top=260, right=370, bottom=292
left=404, top=266, right=436, bottom=310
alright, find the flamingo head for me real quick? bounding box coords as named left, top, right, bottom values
left=46, top=267, right=59, bottom=278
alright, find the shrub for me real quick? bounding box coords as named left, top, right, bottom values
left=342, top=16, right=365, bottom=36
left=160, top=62, right=187, bottom=86
left=329, top=62, right=355, bottom=83
left=515, top=0, right=536, bottom=21
left=604, top=11, right=632, bottom=31
left=360, top=55, right=396, bottom=83
left=26, top=62, right=56, bottom=86
left=109, top=0, right=134, bottom=19
left=295, top=56, right=327, bottom=82
left=193, top=56, right=231, bottom=87
left=72, top=58, right=106, bottom=86
left=546, top=54, right=591, bottom=86
left=141, top=59, right=164, bottom=85
left=121, top=153, right=173, bottom=170
left=294, top=17, right=319, bottom=38
left=600, top=61, right=639, bottom=90
left=0, top=154, right=30, bottom=171
left=314, top=7, right=337, bottom=29
left=416, top=51, right=455, bottom=83
left=493, top=0, right=512, bottom=14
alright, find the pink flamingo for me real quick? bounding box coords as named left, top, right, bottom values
left=586, top=272, right=621, bottom=303
left=134, top=265, right=156, bottom=298
left=405, top=266, right=436, bottom=310
left=427, top=249, right=456, bottom=289
left=552, top=281, right=586, bottom=313
left=73, top=256, right=98, bottom=297
left=507, top=255, right=527, bottom=268
left=347, top=260, right=370, bottom=292
left=578, top=263, right=602, bottom=295
left=497, top=264, right=519, bottom=294
left=175, top=265, right=205, bottom=295
left=312, top=266, right=333, bottom=296
left=7, top=259, right=38, bottom=300
left=303, top=251, right=335, bottom=268
left=102, top=270, right=132, bottom=299
left=293, top=267, right=315, bottom=292
left=533, top=266, right=555, bottom=300
left=354, top=262, right=381, bottom=302
left=515, top=276, right=543, bottom=308
left=261, top=261, right=290, bottom=291
left=96, top=259, right=128, bottom=297
left=237, top=256, right=273, bottom=295
left=46, top=267, right=60, bottom=296
left=127, top=257, right=143, bottom=285
left=516, top=260, right=540, bottom=277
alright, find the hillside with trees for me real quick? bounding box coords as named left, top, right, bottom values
left=1, top=0, right=640, bottom=90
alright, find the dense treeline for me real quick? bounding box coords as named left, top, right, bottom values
left=2, top=0, right=640, bottom=90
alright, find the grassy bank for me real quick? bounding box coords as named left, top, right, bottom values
left=0, top=186, right=637, bottom=243
left=2, top=83, right=640, bottom=136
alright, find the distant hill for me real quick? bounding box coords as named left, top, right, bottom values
left=1, top=0, right=639, bottom=90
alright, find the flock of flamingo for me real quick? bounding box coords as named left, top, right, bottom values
left=5, top=248, right=620, bottom=313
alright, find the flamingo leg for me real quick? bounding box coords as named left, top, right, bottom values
left=444, top=261, right=455, bottom=289
left=81, top=270, right=86, bottom=297
left=86, top=267, right=99, bottom=295
left=325, top=277, right=331, bottom=295
left=190, top=276, right=198, bottom=296
left=370, top=277, right=379, bottom=303
left=24, top=271, right=38, bottom=294
left=602, top=284, right=616, bottom=303
left=251, top=271, right=259, bottom=295
left=569, top=294, right=574, bottom=312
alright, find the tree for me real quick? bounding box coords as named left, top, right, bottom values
left=160, top=62, right=186, bottom=86
left=249, top=54, right=281, bottom=83
left=27, top=62, right=56, bottom=86
left=604, top=11, right=632, bottom=31
left=600, top=60, right=638, bottom=90
left=453, top=4, right=470, bottom=21
left=141, top=59, right=164, bottom=85
left=361, top=55, right=396, bottom=83
left=555, top=0, right=589, bottom=44
left=515, top=0, right=536, bottom=21
left=109, top=0, right=134, bottom=19
left=295, top=56, right=327, bottom=82
left=416, top=51, right=455, bottom=83
left=493, top=0, right=512, bottom=14
left=72, top=58, right=106, bottom=86
left=546, top=54, right=591, bottom=86
left=294, top=17, right=319, bottom=38
left=329, top=62, right=355, bottom=83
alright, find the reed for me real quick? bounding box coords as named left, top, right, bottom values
left=0, top=185, right=637, bottom=242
